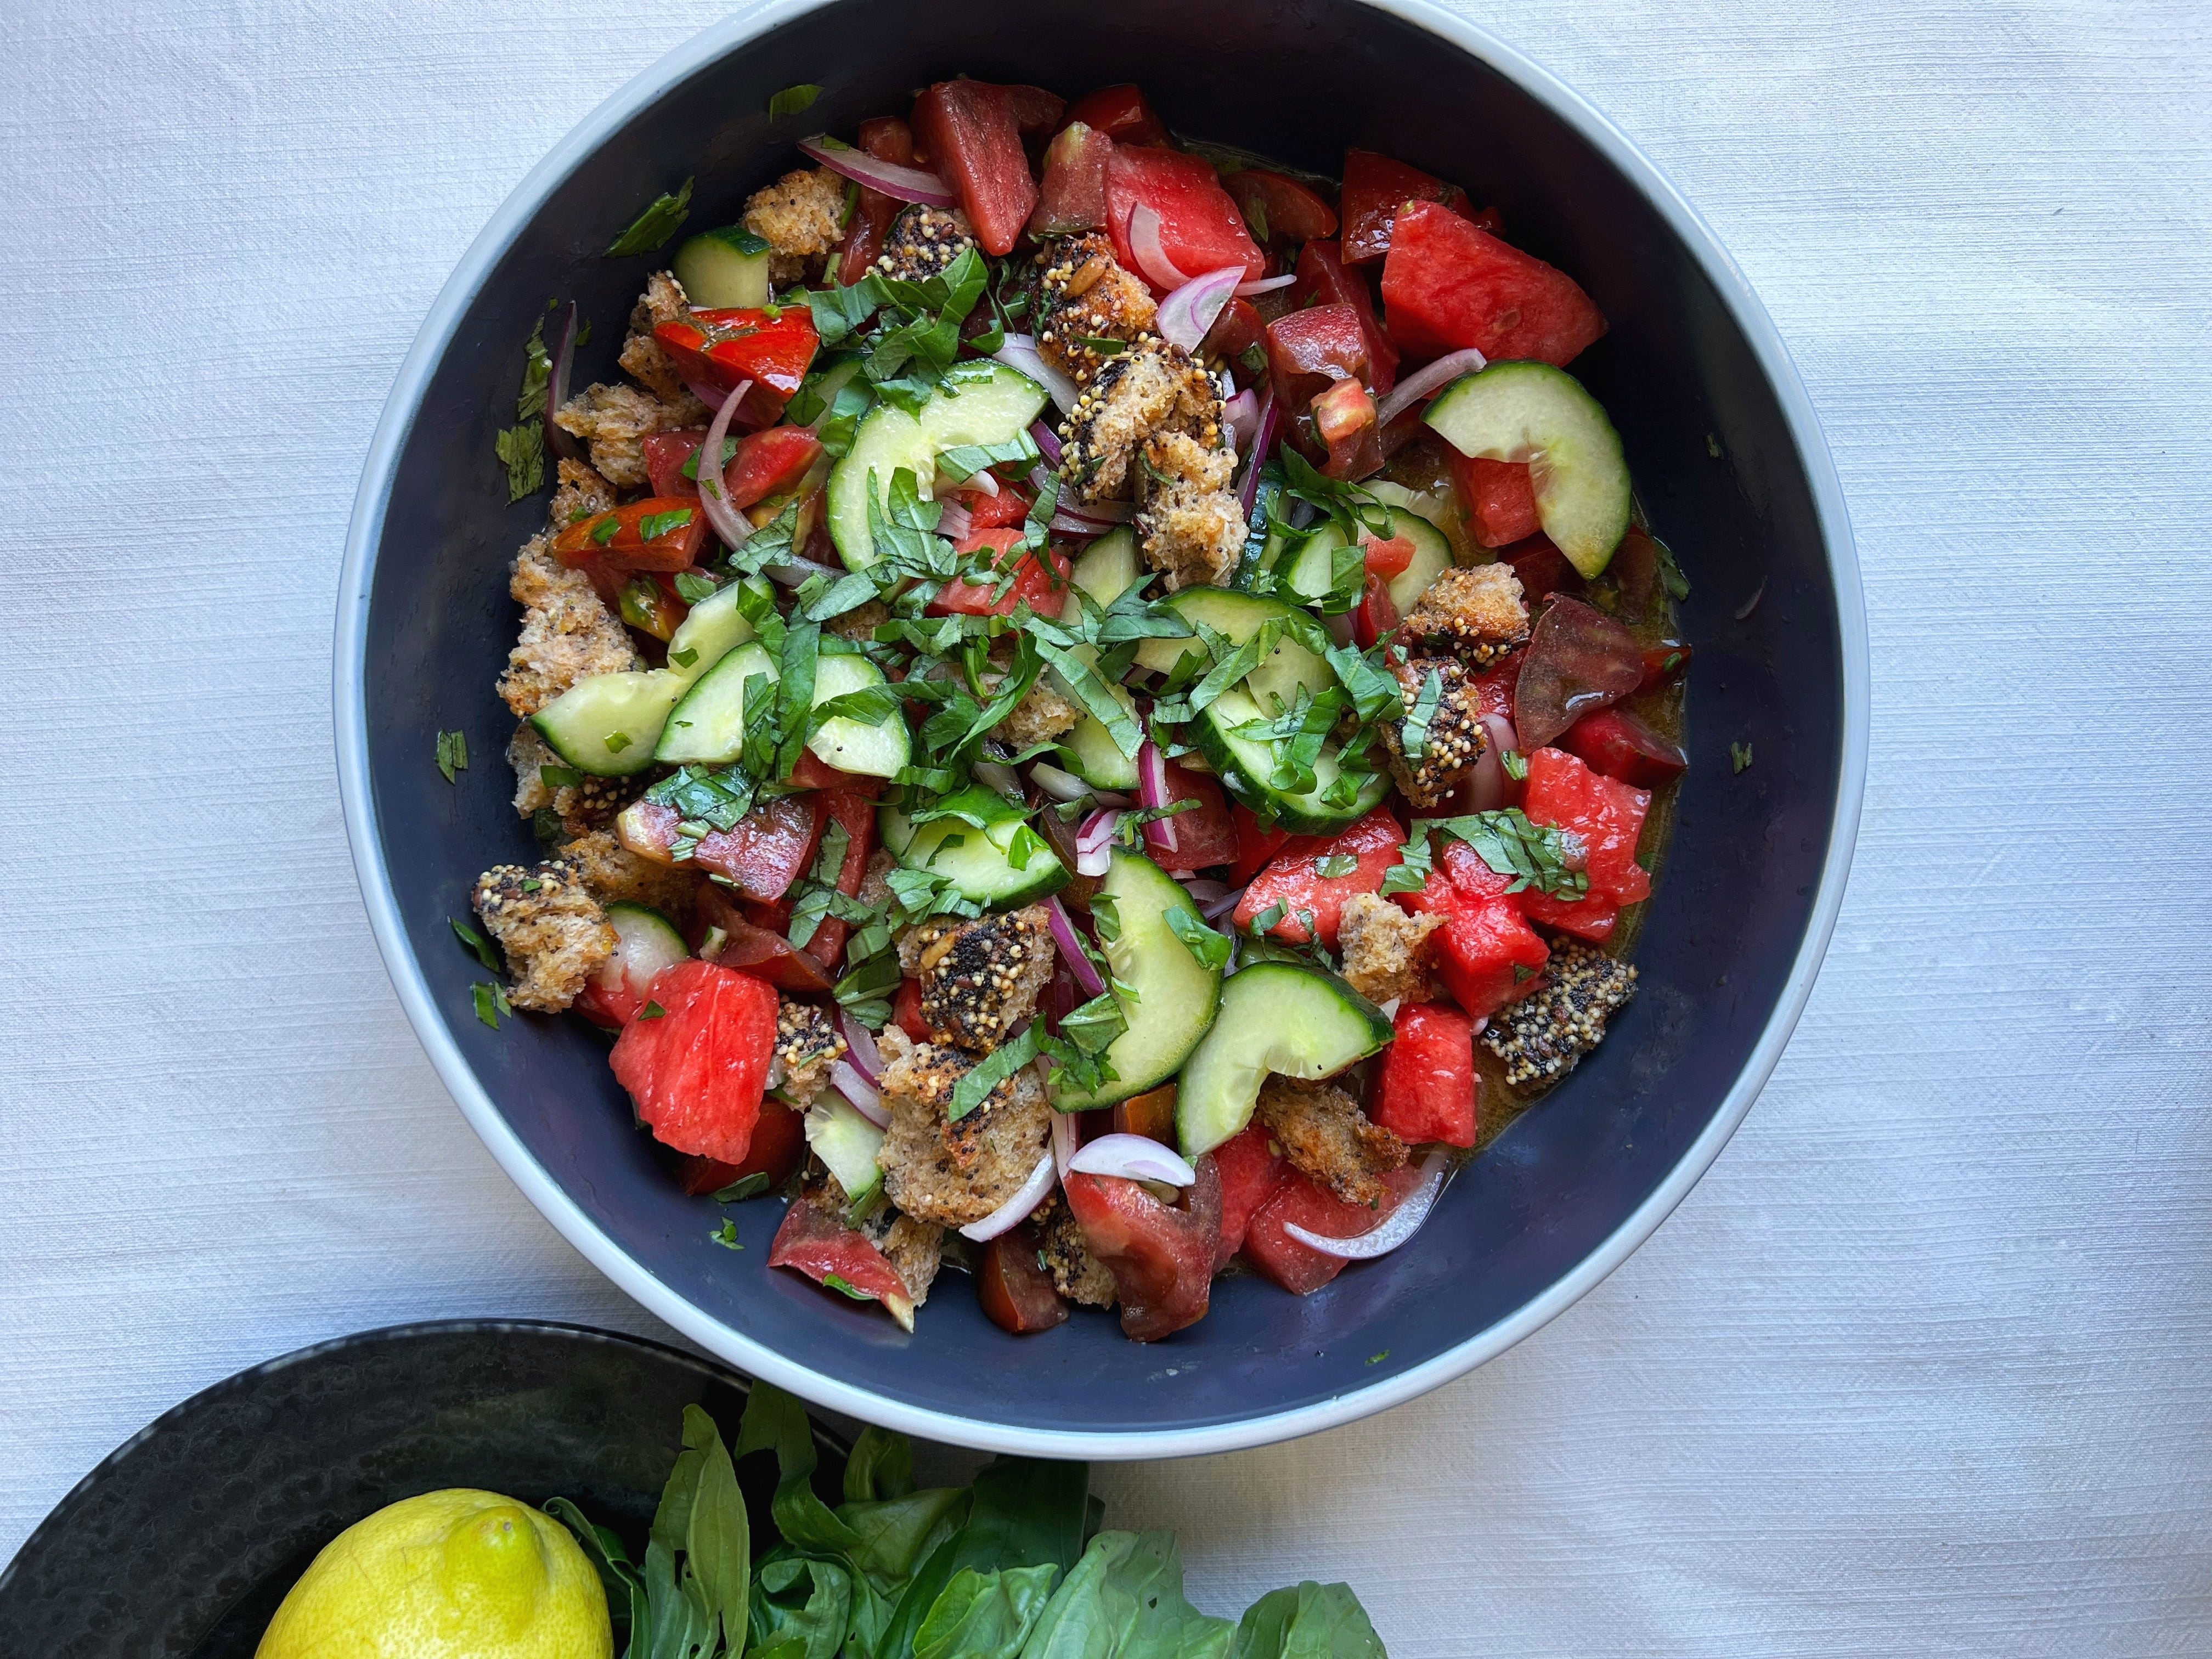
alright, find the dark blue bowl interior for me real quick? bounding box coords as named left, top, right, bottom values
left=359, top=0, right=1843, bottom=1437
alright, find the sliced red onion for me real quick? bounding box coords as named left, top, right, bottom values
left=935, top=497, right=974, bottom=542
left=1044, top=895, right=1106, bottom=996
left=1199, top=886, right=1244, bottom=923
left=1235, top=273, right=1296, bottom=297
left=1465, top=712, right=1518, bottom=813
left=1735, top=578, right=1767, bottom=622
left=991, top=334, right=1079, bottom=415
left=1222, top=387, right=1261, bottom=453
left=1378, top=996, right=1403, bottom=1022
left=1376, top=347, right=1489, bottom=430
left=1237, top=391, right=1280, bottom=518
left=1048, top=511, right=1103, bottom=539
left=1285, top=1151, right=1448, bottom=1259
left=692, top=378, right=754, bottom=550
left=1029, top=761, right=1093, bottom=802
left=939, top=465, right=1000, bottom=499
left=838, top=1009, right=882, bottom=1085
left=1126, top=204, right=1192, bottom=290
left=797, top=136, right=958, bottom=207
left=1074, top=808, right=1120, bottom=877
left=1155, top=266, right=1243, bottom=352
left=1322, top=610, right=1355, bottom=647
left=1029, top=420, right=1064, bottom=466
left=1068, top=1132, right=1197, bottom=1187
left=765, top=556, right=840, bottom=588
left=1051, top=1109, right=1081, bottom=1178
left=1136, top=741, right=1178, bottom=856
left=545, top=300, right=580, bottom=461
left=1176, top=877, right=1232, bottom=903
left=958, top=1152, right=1058, bottom=1241
left=972, top=759, right=1022, bottom=799
left=1054, top=495, right=1133, bottom=525
left=831, top=1059, right=889, bottom=1128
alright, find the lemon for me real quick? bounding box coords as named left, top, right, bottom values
left=256, top=1488, right=613, bottom=1659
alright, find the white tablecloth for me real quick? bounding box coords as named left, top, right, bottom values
left=4, top=1, right=2208, bottom=1650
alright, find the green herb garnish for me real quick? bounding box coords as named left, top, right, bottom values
left=606, top=177, right=693, bottom=256
left=435, top=729, right=468, bottom=782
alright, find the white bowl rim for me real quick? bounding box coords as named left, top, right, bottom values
left=334, top=0, right=1867, bottom=1460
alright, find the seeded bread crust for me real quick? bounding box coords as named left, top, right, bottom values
left=1481, top=939, right=1638, bottom=1087
left=552, top=381, right=710, bottom=489
left=874, top=1028, right=1052, bottom=1228
left=897, top=905, right=1056, bottom=1054
left=472, top=859, right=614, bottom=1012
left=1255, top=1075, right=1408, bottom=1209
left=617, top=270, right=695, bottom=404
left=743, top=167, right=848, bottom=283
left=498, top=538, right=644, bottom=718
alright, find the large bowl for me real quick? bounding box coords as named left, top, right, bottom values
left=337, top=0, right=1864, bottom=1458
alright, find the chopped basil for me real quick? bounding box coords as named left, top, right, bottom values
left=1166, top=906, right=1232, bottom=972
left=539, top=764, right=584, bottom=789
left=471, top=981, right=510, bottom=1029
left=1653, top=532, right=1691, bottom=600
left=606, top=177, right=693, bottom=256
left=709, top=1220, right=744, bottom=1249
left=1501, top=749, right=1528, bottom=781
left=713, top=1171, right=774, bottom=1203
left=435, top=729, right=468, bottom=783
left=637, top=506, right=693, bottom=541
left=575, top=317, right=592, bottom=347
left=949, top=1027, right=1040, bottom=1119
left=605, top=731, right=632, bottom=754
left=821, top=1272, right=875, bottom=1300
left=673, top=570, right=721, bottom=604
left=450, top=917, right=501, bottom=972
left=1313, top=853, right=1359, bottom=879
left=1395, top=810, right=1589, bottom=900
left=494, top=421, right=543, bottom=501
left=669, top=647, right=699, bottom=669
left=1077, top=334, right=1129, bottom=354
left=1731, top=740, right=1753, bottom=774
left=768, top=83, right=823, bottom=118
left=1367, top=1349, right=1390, bottom=1365
left=1400, top=667, right=1444, bottom=760
left=517, top=315, right=551, bottom=424
left=637, top=1000, right=667, bottom=1020
left=1248, top=899, right=1289, bottom=935
left=590, top=514, right=621, bottom=546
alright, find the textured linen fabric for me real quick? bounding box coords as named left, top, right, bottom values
left=3, top=2, right=2209, bottom=1652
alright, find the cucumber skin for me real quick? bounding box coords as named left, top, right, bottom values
left=1190, top=695, right=1390, bottom=834
left=1052, top=848, right=1223, bottom=1110
left=1174, top=961, right=1394, bottom=1158
left=881, top=804, right=1070, bottom=910
left=529, top=670, right=687, bottom=777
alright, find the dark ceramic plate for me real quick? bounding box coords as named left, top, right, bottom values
left=0, top=1321, right=845, bottom=1658
left=336, top=0, right=1865, bottom=1455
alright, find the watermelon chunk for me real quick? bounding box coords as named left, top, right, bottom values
left=910, top=80, right=1036, bottom=257
left=608, top=960, right=778, bottom=1164
left=1381, top=200, right=1607, bottom=365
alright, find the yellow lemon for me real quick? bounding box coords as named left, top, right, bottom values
left=255, top=1488, right=613, bottom=1659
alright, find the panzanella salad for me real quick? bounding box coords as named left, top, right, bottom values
left=465, top=77, right=1693, bottom=1341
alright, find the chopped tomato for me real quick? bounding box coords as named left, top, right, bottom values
left=894, top=976, right=930, bottom=1042
left=1210, top=1120, right=1290, bottom=1269
left=1031, top=120, right=1113, bottom=234
left=1559, top=707, right=1688, bottom=789
left=798, top=790, right=878, bottom=972
left=1500, top=534, right=1584, bottom=609
left=1106, top=145, right=1265, bottom=289
left=1398, top=841, right=1549, bottom=1018
left=675, top=1098, right=808, bottom=1195
left=1362, top=529, right=1415, bottom=579
left=910, top=80, right=1036, bottom=256
left=619, top=574, right=685, bottom=641
left=961, top=482, right=1034, bottom=529
left=1264, top=304, right=1370, bottom=410
left=1291, top=240, right=1399, bottom=396
left=1062, top=83, right=1168, bottom=146
left=1516, top=747, right=1651, bottom=940
left=690, top=792, right=822, bottom=901
left=839, top=117, right=917, bottom=285
left=1341, top=149, right=1474, bottom=263
left=1636, top=640, right=1693, bottom=694
left=1380, top=200, right=1607, bottom=365
left=1444, top=451, right=1541, bottom=549
left=1150, top=759, right=1238, bottom=872
left=652, top=306, right=819, bottom=404
left=1371, top=1003, right=1477, bottom=1147
left=691, top=885, right=834, bottom=992
left=1226, top=168, right=1339, bottom=243
left=1199, top=296, right=1266, bottom=375
left=768, top=1197, right=911, bottom=1311
left=1232, top=805, right=1403, bottom=947
left=726, top=426, right=824, bottom=510
left=1471, top=657, right=1520, bottom=720
left=1111, top=1084, right=1178, bottom=1144
left=977, top=1223, right=1070, bottom=1335
left=1353, top=571, right=1400, bottom=649
left=551, top=496, right=707, bottom=574
left=1062, top=1155, right=1222, bottom=1341
left=927, top=527, right=1069, bottom=617
left=787, top=751, right=886, bottom=797
left=1311, top=375, right=1383, bottom=481
left=1243, top=1163, right=1427, bottom=1294
left=609, top=961, right=777, bottom=1164
left=1000, top=83, right=1068, bottom=139
left=642, top=428, right=709, bottom=498
left=1229, top=803, right=1300, bottom=886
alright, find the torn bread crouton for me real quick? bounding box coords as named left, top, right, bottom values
left=1381, top=654, right=1489, bottom=809
left=552, top=381, right=709, bottom=489
left=994, top=676, right=1081, bottom=748
left=1058, top=337, right=1222, bottom=505
left=1135, top=430, right=1246, bottom=590
left=828, top=597, right=889, bottom=644
left=743, top=167, right=847, bottom=284
left=805, top=1168, right=945, bottom=1307
left=874, top=204, right=979, bottom=284
left=1396, top=563, right=1530, bottom=668
left=498, top=537, right=644, bottom=717
left=1032, top=232, right=1158, bottom=383
left=1338, top=893, right=1442, bottom=1006
left=558, top=828, right=700, bottom=920
left=1033, top=1192, right=1116, bottom=1307
left=1481, top=939, right=1638, bottom=1087
left=548, top=457, right=617, bottom=532
left=874, top=1028, right=1052, bottom=1228
left=472, top=859, right=614, bottom=1012
left=896, top=904, right=1056, bottom=1053
left=1255, top=1075, right=1408, bottom=1209
left=775, top=998, right=846, bottom=1108
left=617, top=270, right=695, bottom=404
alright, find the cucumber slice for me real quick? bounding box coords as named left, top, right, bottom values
left=1054, top=684, right=1142, bottom=790
left=1175, top=960, right=1393, bottom=1158
left=1131, top=587, right=1333, bottom=718
left=531, top=669, right=689, bottom=776
left=654, top=642, right=776, bottom=765
left=672, top=227, right=774, bottom=308
left=1053, top=848, right=1224, bottom=1110
left=594, top=902, right=689, bottom=1003
left=806, top=650, right=910, bottom=778
left=1283, top=506, right=1451, bottom=614
left=662, top=577, right=761, bottom=679
left=1423, top=360, right=1630, bottom=578
left=827, top=360, right=1049, bottom=569
left=881, top=786, right=1069, bottom=909
left=804, top=1094, right=885, bottom=1219
left=1193, top=686, right=1389, bottom=833
left=1070, top=526, right=1141, bottom=607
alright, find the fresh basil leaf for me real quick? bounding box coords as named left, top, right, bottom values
left=1229, top=1579, right=1388, bottom=1659
left=682, top=1402, right=751, bottom=1632
left=914, top=1564, right=1059, bottom=1659
left=494, top=420, right=544, bottom=501
left=949, top=1027, right=1040, bottom=1120
left=712, top=1171, right=774, bottom=1203
left=739, top=1381, right=864, bottom=1558
left=450, top=917, right=501, bottom=973
left=607, top=176, right=693, bottom=256
left=639, top=506, right=693, bottom=541
left=877, top=1457, right=1093, bottom=1659
left=517, top=315, right=551, bottom=424
left=1414, top=809, right=1588, bottom=898
left=843, top=1424, right=917, bottom=1504
left=747, top=1554, right=850, bottom=1659
left=1165, top=906, right=1232, bottom=972
left=1399, top=667, right=1443, bottom=760
left=837, top=1486, right=973, bottom=1586
left=471, top=981, right=507, bottom=1029
left=1731, top=740, right=1753, bottom=774
left=1023, top=1530, right=1235, bottom=1659
left=768, top=83, right=823, bottom=117
left=543, top=1497, right=650, bottom=1641
left=1313, top=854, right=1358, bottom=879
